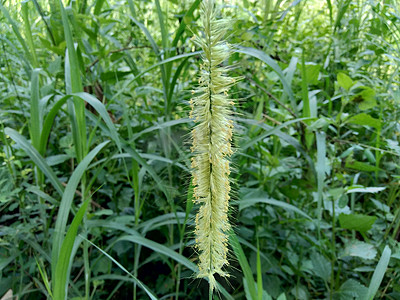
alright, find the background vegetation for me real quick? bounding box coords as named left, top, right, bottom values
left=0, top=0, right=399, bottom=299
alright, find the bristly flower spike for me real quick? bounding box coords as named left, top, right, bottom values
left=190, top=0, right=236, bottom=291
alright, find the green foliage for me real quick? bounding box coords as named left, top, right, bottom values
left=0, top=0, right=399, bottom=299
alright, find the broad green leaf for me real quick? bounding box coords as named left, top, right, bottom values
left=338, top=213, right=377, bottom=233
left=311, top=253, right=331, bottom=282
left=305, top=64, right=320, bottom=85
left=347, top=113, right=381, bottom=129
left=276, top=293, right=287, bottom=300
left=342, top=241, right=377, bottom=260
left=337, top=73, right=354, bottom=90
left=337, top=279, right=368, bottom=300
left=241, top=31, right=254, bottom=41
left=351, top=87, right=376, bottom=110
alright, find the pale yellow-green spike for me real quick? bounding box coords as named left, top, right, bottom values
left=190, top=0, right=235, bottom=291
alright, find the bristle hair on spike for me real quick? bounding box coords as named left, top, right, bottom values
left=189, top=0, right=236, bottom=291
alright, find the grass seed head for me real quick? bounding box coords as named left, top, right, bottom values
left=190, top=0, right=236, bottom=291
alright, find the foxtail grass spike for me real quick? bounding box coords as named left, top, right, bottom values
left=190, top=0, right=236, bottom=290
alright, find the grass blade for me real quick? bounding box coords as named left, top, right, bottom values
left=54, top=199, right=90, bottom=300
left=58, top=0, right=86, bottom=162
left=117, top=235, right=233, bottom=299
left=236, top=117, right=316, bottom=179
left=228, top=228, right=257, bottom=300
left=234, top=46, right=296, bottom=110
left=82, top=238, right=158, bottom=300
left=236, top=197, right=312, bottom=220
left=29, top=69, right=41, bottom=150
left=73, top=92, right=121, bottom=151
left=367, top=245, right=391, bottom=300
left=129, top=16, right=160, bottom=57
left=5, top=127, right=64, bottom=195
left=239, top=117, right=310, bottom=151
left=172, top=0, right=201, bottom=47
left=0, top=2, right=32, bottom=69
left=51, top=141, right=109, bottom=288
left=154, top=0, right=168, bottom=52
left=39, top=96, right=69, bottom=155
left=256, top=238, right=263, bottom=300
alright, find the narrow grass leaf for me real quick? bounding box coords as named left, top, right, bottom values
left=367, top=245, right=391, bottom=300
left=58, top=0, right=86, bottom=162
left=82, top=239, right=158, bottom=300
left=228, top=228, right=257, bottom=300
left=94, top=276, right=157, bottom=300
left=236, top=117, right=316, bottom=179
left=54, top=199, right=90, bottom=300
left=21, top=2, right=38, bottom=68
left=118, top=235, right=233, bottom=299
left=58, top=0, right=82, bottom=93
left=172, top=0, right=201, bottom=47
left=85, top=110, right=172, bottom=203
left=237, top=198, right=311, bottom=220
left=154, top=0, right=168, bottom=52
left=256, top=238, right=263, bottom=300
left=131, top=118, right=191, bottom=142
left=73, top=92, right=121, bottom=150
left=118, top=235, right=197, bottom=272
left=51, top=141, right=109, bottom=286
left=35, top=257, right=52, bottom=298
left=5, top=127, right=64, bottom=195
left=234, top=46, right=296, bottom=110
left=316, top=132, right=326, bottom=222
left=240, top=117, right=310, bottom=150
left=39, top=95, right=69, bottom=155
left=129, top=16, right=159, bottom=57
left=0, top=2, right=31, bottom=67
left=29, top=69, right=41, bottom=150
